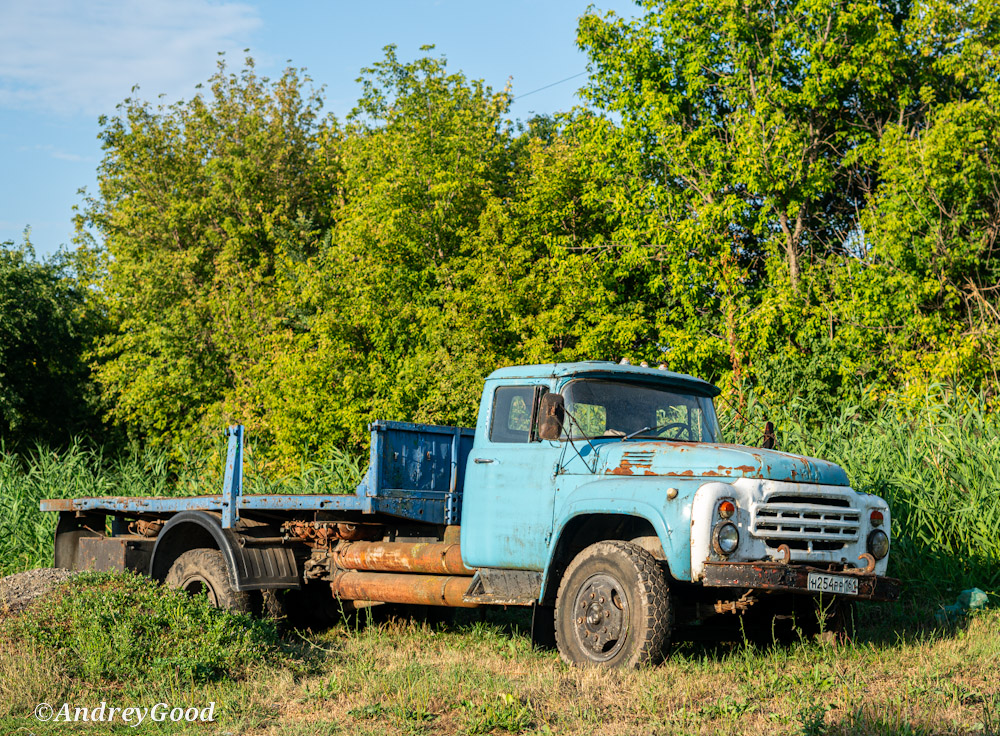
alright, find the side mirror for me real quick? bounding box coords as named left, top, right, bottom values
left=762, top=421, right=777, bottom=450
left=536, top=393, right=565, bottom=441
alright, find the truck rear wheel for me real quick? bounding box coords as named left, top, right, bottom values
left=164, top=548, right=252, bottom=614
left=554, top=541, right=672, bottom=668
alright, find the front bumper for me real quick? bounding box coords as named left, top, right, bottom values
left=702, top=561, right=901, bottom=602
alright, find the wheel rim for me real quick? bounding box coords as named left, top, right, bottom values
left=572, top=573, right=629, bottom=661
left=182, top=576, right=219, bottom=606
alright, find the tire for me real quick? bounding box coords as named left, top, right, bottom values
left=163, top=548, right=253, bottom=614
left=554, top=540, right=672, bottom=668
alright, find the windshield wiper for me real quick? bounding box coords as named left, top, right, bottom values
left=622, top=425, right=695, bottom=441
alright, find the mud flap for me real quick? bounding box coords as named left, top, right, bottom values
left=530, top=602, right=556, bottom=650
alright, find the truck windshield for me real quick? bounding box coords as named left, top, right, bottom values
left=562, top=379, right=720, bottom=442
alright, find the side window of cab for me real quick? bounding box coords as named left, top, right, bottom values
left=490, top=386, right=540, bottom=443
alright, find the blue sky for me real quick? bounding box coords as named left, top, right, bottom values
left=0, top=0, right=637, bottom=257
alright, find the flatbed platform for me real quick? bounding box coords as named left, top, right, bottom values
left=42, top=421, right=475, bottom=527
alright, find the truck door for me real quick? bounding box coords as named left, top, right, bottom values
left=460, top=383, right=558, bottom=570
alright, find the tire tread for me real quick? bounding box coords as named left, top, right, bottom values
left=554, top=540, right=673, bottom=668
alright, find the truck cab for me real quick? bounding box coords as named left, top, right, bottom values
left=459, top=362, right=897, bottom=665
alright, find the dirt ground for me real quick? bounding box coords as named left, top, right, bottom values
left=0, top=568, right=76, bottom=616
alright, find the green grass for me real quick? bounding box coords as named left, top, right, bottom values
left=3, top=572, right=282, bottom=685
left=1, top=588, right=997, bottom=735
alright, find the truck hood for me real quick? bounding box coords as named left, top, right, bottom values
left=598, top=441, right=850, bottom=486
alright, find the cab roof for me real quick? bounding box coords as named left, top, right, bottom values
left=485, top=361, right=721, bottom=397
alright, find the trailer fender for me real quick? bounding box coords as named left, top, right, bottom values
left=150, top=511, right=300, bottom=591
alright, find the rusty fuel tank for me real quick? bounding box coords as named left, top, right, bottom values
left=331, top=541, right=474, bottom=576
left=329, top=570, right=478, bottom=608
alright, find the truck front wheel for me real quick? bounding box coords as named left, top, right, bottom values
left=554, top=541, right=672, bottom=668
left=164, top=548, right=253, bottom=614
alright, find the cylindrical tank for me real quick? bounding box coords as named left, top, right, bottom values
left=331, top=541, right=474, bottom=576
left=329, top=570, right=477, bottom=608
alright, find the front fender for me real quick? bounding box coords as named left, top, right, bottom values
left=542, top=477, right=697, bottom=600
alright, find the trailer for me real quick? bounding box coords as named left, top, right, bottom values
left=43, top=361, right=900, bottom=668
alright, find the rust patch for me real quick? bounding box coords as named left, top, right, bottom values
left=643, top=469, right=658, bottom=476
left=608, top=460, right=635, bottom=476
left=666, top=470, right=695, bottom=476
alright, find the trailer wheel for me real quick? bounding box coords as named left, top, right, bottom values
left=554, top=540, right=672, bottom=668
left=164, top=548, right=252, bottom=613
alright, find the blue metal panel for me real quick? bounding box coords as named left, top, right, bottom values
left=221, top=425, right=243, bottom=529
left=364, top=421, right=475, bottom=495
left=460, top=377, right=561, bottom=570
left=356, top=420, right=475, bottom=524
left=40, top=494, right=369, bottom=514
left=540, top=477, right=694, bottom=599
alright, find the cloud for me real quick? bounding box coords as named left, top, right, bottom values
left=21, top=144, right=90, bottom=163
left=0, top=0, right=262, bottom=116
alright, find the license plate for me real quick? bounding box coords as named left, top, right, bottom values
left=807, top=573, right=859, bottom=596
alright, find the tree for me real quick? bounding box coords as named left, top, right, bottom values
left=0, top=239, right=103, bottom=446
left=577, top=0, right=1000, bottom=409
left=78, top=58, right=334, bottom=448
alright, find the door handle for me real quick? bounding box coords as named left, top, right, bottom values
left=473, top=458, right=495, bottom=464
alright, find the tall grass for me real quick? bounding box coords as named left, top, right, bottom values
left=721, top=389, right=1000, bottom=597
left=0, top=439, right=364, bottom=576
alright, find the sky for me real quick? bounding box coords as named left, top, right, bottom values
left=0, top=0, right=638, bottom=257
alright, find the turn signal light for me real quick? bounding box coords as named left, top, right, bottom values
left=870, top=510, right=884, bottom=527
left=719, top=501, right=736, bottom=519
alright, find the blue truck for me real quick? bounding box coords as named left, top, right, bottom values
left=42, top=361, right=899, bottom=668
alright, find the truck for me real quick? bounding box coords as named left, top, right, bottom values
left=42, top=361, right=900, bottom=668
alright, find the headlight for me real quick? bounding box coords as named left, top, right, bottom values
left=713, top=522, right=739, bottom=556
left=867, top=530, right=889, bottom=560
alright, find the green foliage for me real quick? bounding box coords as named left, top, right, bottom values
left=3, top=572, right=279, bottom=683
left=0, top=240, right=104, bottom=447
left=77, top=57, right=334, bottom=452
left=578, top=0, right=1000, bottom=412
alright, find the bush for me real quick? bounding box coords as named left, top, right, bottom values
left=2, top=572, right=280, bottom=684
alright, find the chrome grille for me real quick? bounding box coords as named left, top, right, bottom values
left=752, top=493, right=860, bottom=550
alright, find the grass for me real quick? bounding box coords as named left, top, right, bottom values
left=3, top=572, right=281, bottom=684
left=0, top=580, right=998, bottom=735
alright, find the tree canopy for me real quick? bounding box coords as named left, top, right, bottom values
left=48, top=1, right=1000, bottom=463
left=0, top=240, right=103, bottom=447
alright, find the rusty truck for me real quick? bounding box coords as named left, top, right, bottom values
left=43, top=361, right=899, bottom=667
